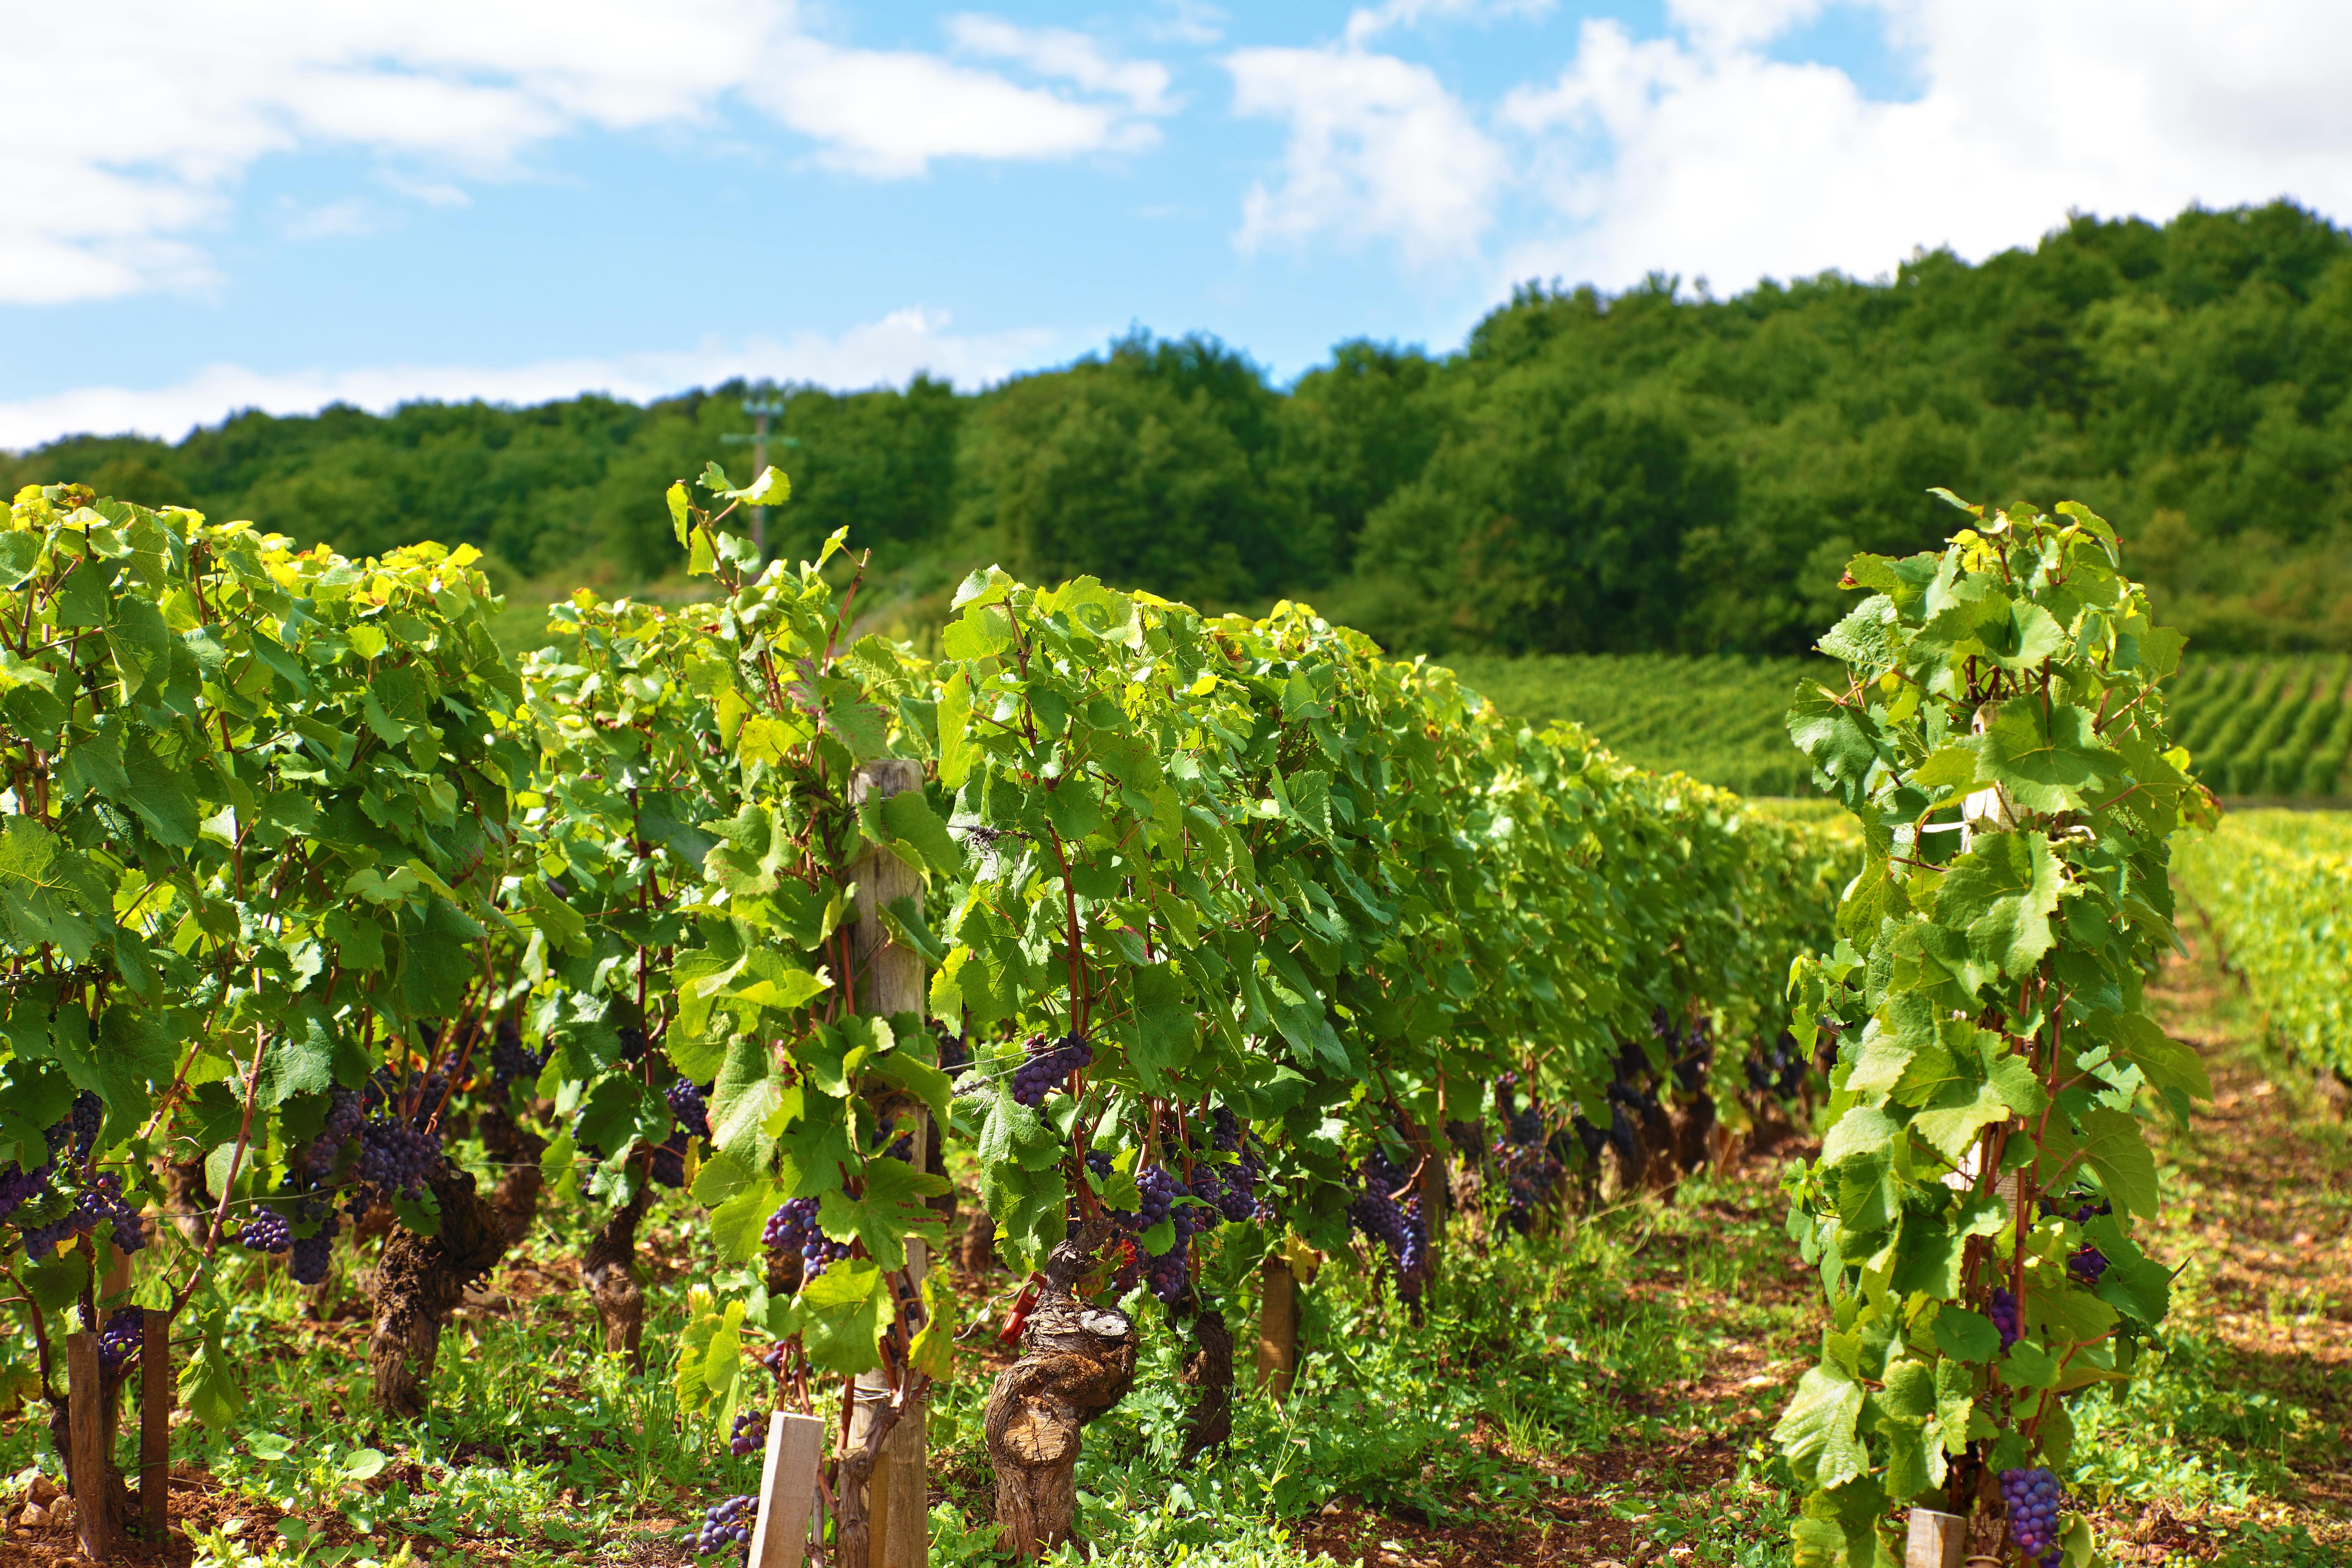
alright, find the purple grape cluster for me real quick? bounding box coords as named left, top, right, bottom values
left=729, top=1408, right=766, bottom=1458
left=308, top=1088, right=369, bottom=1179
left=1990, top=1286, right=2021, bottom=1350
left=2068, top=1246, right=2109, bottom=1286
left=762, top=1196, right=848, bottom=1279
left=937, top=1032, right=971, bottom=1075
left=1346, top=1150, right=1426, bottom=1302
left=97, top=1306, right=144, bottom=1381
left=1491, top=1088, right=1566, bottom=1235
left=691, top=1494, right=754, bottom=1554
left=23, top=1170, right=145, bottom=1262
left=1010, top=1032, right=1093, bottom=1107
left=2000, top=1467, right=2068, bottom=1559
left=870, top=1114, right=913, bottom=1163
left=238, top=1207, right=293, bottom=1253
left=289, top=1212, right=340, bottom=1287
left=355, top=1118, right=441, bottom=1200
left=0, top=1128, right=59, bottom=1227
left=68, top=1092, right=103, bottom=1159
left=1745, top=1029, right=1807, bottom=1098
left=241, top=1192, right=340, bottom=1283
left=1129, top=1164, right=1205, bottom=1305
left=490, top=1021, right=544, bottom=1088
left=649, top=1145, right=686, bottom=1189
left=668, top=1079, right=711, bottom=1142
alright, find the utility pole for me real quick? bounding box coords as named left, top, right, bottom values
left=722, top=382, right=794, bottom=563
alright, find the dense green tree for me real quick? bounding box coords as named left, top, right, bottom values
left=10, top=201, right=2352, bottom=652
left=956, top=335, right=1324, bottom=609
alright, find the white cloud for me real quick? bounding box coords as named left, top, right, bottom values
left=1, top=1, right=1170, bottom=304
left=947, top=15, right=1176, bottom=116
left=281, top=200, right=377, bottom=242
left=1496, top=1, right=2352, bottom=294
left=1228, top=44, right=1509, bottom=266
left=1145, top=1, right=1227, bottom=47
left=0, top=309, right=1064, bottom=451
left=1343, top=0, right=1555, bottom=48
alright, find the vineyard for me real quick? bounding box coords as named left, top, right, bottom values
left=1439, top=655, right=1829, bottom=799
left=1463, top=651, right=2352, bottom=805
left=2175, top=810, right=2352, bottom=1085
left=0, top=480, right=2344, bottom=1568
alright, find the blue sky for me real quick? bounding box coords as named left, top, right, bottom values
left=6, top=0, right=2349, bottom=447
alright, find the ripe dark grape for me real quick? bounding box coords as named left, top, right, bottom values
left=691, top=1493, right=755, bottom=1554
left=1989, top=1287, right=2021, bottom=1351
left=239, top=1207, right=293, bottom=1253
left=937, top=1032, right=971, bottom=1075
left=729, top=1408, right=766, bottom=1458
left=0, top=1148, right=55, bottom=1227
left=618, top=1025, right=649, bottom=1063
left=97, top=1306, right=144, bottom=1380
left=490, top=1021, right=544, bottom=1088
left=1999, top=1466, right=2068, bottom=1559
left=649, top=1146, right=686, bottom=1189
left=309, top=1088, right=368, bottom=1179
left=1744, top=1029, right=1806, bottom=1097
left=1009, top=1031, right=1094, bottom=1108
left=1133, top=1164, right=1176, bottom=1230
left=289, top=1220, right=338, bottom=1287
left=355, top=1117, right=441, bottom=1200
left=24, top=1171, right=145, bottom=1262
left=1346, top=1150, right=1426, bottom=1302
left=762, top=1196, right=848, bottom=1279
left=2068, top=1246, right=2109, bottom=1286
left=668, top=1079, right=711, bottom=1142
left=68, top=1092, right=103, bottom=1159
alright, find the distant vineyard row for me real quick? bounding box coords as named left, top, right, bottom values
left=2175, top=810, right=2352, bottom=1083
left=1454, top=651, right=2352, bottom=801
left=1442, top=654, right=1827, bottom=797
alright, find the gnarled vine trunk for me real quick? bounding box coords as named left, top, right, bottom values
left=580, top=1184, right=650, bottom=1370
left=1177, top=1308, right=1233, bottom=1464
left=369, top=1165, right=507, bottom=1418
left=959, top=1208, right=998, bottom=1275
left=478, top=1106, right=546, bottom=1245
left=160, top=1156, right=211, bottom=1246
left=984, top=1222, right=1137, bottom=1558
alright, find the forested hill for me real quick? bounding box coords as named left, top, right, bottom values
left=12, top=200, right=2352, bottom=656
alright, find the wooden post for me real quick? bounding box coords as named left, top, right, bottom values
left=1254, top=1254, right=1297, bottom=1400
left=66, top=1330, right=123, bottom=1560
left=1903, top=1507, right=1965, bottom=1568
left=140, top=1310, right=170, bottom=1540
left=748, top=1411, right=827, bottom=1568
left=846, top=759, right=928, bottom=1568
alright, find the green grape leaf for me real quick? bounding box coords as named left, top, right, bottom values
left=1931, top=1306, right=2000, bottom=1364
left=1930, top=830, right=2061, bottom=992
left=2044, top=1106, right=2160, bottom=1220
left=1974, top=699, right=2106, bottom=813
left=799, top=1260, right=889, bottom=1375
left=1772, top=1363, right=1867, bottom=1490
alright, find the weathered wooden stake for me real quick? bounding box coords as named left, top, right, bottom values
left=1903, top=1507, right=1965, bottom=1568
left=748, top=1410, right=827, bottom=1568
left=846, top=758, right=929, bottom=1568
left=1254, top=1254, right=1297, bottom=1400
left=66, top=1329, right=123, bottom=1560
left=140, top=1309, right=170, bottom=1540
